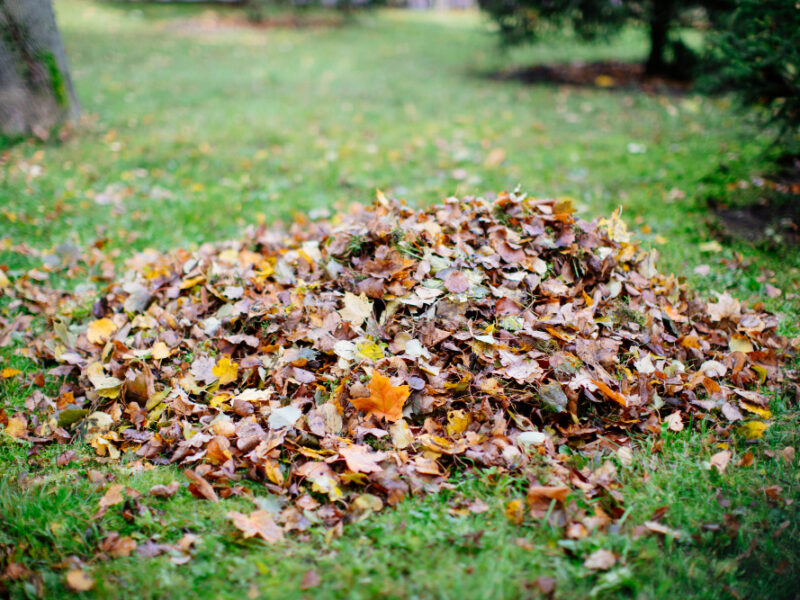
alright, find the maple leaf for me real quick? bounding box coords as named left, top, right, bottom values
left=87, top=318, right=117, bottom=345
left=227, top=510, right=284, bottom=543
left=350, top=373, right=409, bottom=422
left=212, top=356, right=239, bottom=385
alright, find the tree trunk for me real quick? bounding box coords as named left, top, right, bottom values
left=0, top=0, right=79, bottom=139
left=645, top=0, right=674, bottom=76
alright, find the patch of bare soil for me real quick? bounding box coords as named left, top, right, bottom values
left=710, top=155, right=800, bottom=247
left=492, top=60, right=691, bottom=94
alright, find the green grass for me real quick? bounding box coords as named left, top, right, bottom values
left=0, top=2, right=798, bottom=598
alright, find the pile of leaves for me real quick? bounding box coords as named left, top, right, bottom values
left=3, top=190, right=794, bottom=541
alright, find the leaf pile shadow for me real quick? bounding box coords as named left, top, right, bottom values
left=3, top=190, right=794, bottom=543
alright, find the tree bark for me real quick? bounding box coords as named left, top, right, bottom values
left=645, top=0, right=674, bottom=76
left=0, top=0, right=79, bottom=139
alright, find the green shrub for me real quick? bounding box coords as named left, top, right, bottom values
left=477, top=0, right=733, bottom=78
left=704, top=0, right=800, bottom=145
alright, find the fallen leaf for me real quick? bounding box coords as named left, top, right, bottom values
left=340, top=444, right=386, bottom=473
left=526, top=486, right=569, bottom=515
left=299, top=569, right=321, bottom=590
left=350, top=373, right=409, bottom=422
left=583, top=548, right=617, bottom=570
left=87, top=318, right=117, bottom=345
left=98, top=484, right=125, bottom=509
left=483, top=147, right=506, bottom=168
left=664, top=411, right=684, bottom=432
left=227, top=510, right=283, bottom=543
left=212, top=357, right=239, bottom=385
left=4, top=414, right=27, bottom=438
left=1, top=367, right=22, bottom=379
left=268, top=405, right=302, bottom=429
left=739, top=421, right=768, bottom=440
left=66, top=569, right=94, bottom=591
left=149, top=481, right=180, bottom=498
left=710, top=449, right=731, bottom=473
left=184, top=469, right=219, bottom=502
left=505, top=499, right=524, bottom=525
left=338, top=292, right=372, bottom=327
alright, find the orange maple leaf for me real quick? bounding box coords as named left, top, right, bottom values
left=350, top=373, right=409, bottom=422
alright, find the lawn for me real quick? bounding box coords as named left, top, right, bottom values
left=0, top=1, right=798, bottom=598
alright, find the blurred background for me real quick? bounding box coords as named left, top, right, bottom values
left=0, top=0, right=798, bottom=300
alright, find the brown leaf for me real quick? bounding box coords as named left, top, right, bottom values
left=583, top=548, right=617, bottom=570
left=184, top=469, right=219, bottom=503
left=299, top=569, right=321, bottom=590
left=526, top=486, right=569, bottom=516
left=227, top=510, right=284, bottom=543
left=339, top=444, right=386, bottom=474
left=149, top=481, right=181, bottom=498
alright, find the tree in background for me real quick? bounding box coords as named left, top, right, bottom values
left=0, top=0, right=79, bottom=140
left=477, top=0, right=733, bottom=77
left=704, top=0, right=799, bottom=147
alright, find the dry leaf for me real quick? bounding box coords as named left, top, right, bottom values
left=212, top=357, right=239, bottom=386
left=227, top=510, right=284, bottom=543
left=338, top=292, right=372, bottom=327
left=184, top=469, right=219, bottom=502
left=350, top=373, right=409, bottom=422
left=339, top=444, right=386, bottom=474
left=87, top=318, right=117, bottom=344
left=583, top=548, right=617, bottom=570
left=505, top=499, right=524, bottom=525
left=710, top=449, right=731, bottom=473
left=299, top=569, right=321, bottom=590
left=66, top=569, right=95, bottom=591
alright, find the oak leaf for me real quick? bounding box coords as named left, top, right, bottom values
left=350, top=373, right=409, bottom=422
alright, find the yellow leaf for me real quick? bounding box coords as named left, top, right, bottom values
left=151, top=341, right=171, bottom=360
left=350, top=373, right=409, bottom=423
left=1, top=367, right=22, bottom=379
left=446, top=409, right=471, bottom=437
left=179, top=275, right=205, bottom=290
left=87, top=318, right=117, bottom=345
left=4, top=414, right=27, bottom=438
left=354, top=341, right=385, bottom=362
left=594, top=74, right=615, bottom=87
left=739, top=421, right=768, bottom=440
left=740, top=401, right=772, bottom=419
left=729, top=335, right=754, bottom=354
left=212, top=357, right=239, bottom=386
left=505, top=499, right=524, bottom=525
left=598, top=208, right=630, bottom=244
